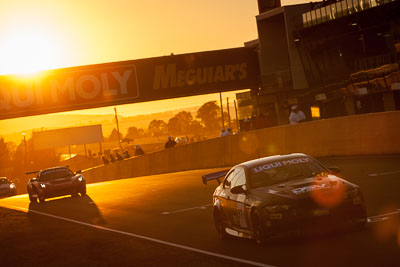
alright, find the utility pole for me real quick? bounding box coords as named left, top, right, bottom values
left=219, top=92, right=225, bottom=130
left=22, top=132, right=27, bottom=170
left=234, top=100, right=240, bottom=132
left=226, top=97, right=231, bottom=129
left=114, top=107, right=122, bottom=149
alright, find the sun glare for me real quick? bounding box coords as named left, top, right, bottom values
left=0, top=26, right=63, bottom=75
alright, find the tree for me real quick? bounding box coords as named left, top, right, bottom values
left=125, top=126, right=145, bottom=139
left=188, top=120, right=204, bottom=135
left=167, top=111, right=194, bottom=136
left=148, top=119, right=167, bottom=137
left=108, top=128, right=123, bottom=141
left=196, top=101, right=221, bottom=133
left=167, top=116, right=181, bottom=136
left=0, top=137, right=12, bottom=172
left=11, top=134, right=59, bottom=176
left=12, top=142, right=25, bottom=175
left=175, top=111, right=193, bottom=133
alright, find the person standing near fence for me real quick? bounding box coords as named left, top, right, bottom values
left=135, top=145, right=145, bottom=156
left=289, top=105, right=306, bottom=124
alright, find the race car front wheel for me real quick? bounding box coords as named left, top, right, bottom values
left=80, top=186, right=86, bottom=196
left=354, top=205, right=368, bottom=229
left=252, top=211, right=268, bottom=245
left=214, top=209, right=228, bottom=240
left=28, top=194, right=37, bottom=203
left=38, top=195, right=45, bottom=203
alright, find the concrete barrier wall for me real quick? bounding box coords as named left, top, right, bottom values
left=82, top=111, right=400, bottom=183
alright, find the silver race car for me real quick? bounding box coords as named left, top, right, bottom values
left=0, top=177, right=17, bottom=198
left=203, top=153, right=367, bottom=244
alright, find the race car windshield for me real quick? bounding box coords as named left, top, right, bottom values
left=39, top=169, right=73, bottom=182
left=0, top=178, right=9, bottom=183
left=249, top=157, right=326, bottom=188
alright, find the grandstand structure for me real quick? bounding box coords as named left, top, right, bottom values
left=251, top=0, right=400, bottom=125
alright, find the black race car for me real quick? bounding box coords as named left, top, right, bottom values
left=27, top=166, right=86, bottom=203
left=203, top=153, right=367, bottom=244
left=0, top=177, right=17, bottom=198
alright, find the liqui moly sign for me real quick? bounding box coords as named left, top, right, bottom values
left=0, top=64, right=139, bottom=119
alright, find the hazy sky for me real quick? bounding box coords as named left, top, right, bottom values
left=0, top=0, right=308, bottom=136
left=0, top=0, right=306, bottom=75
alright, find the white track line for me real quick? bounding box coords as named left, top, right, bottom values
left=161, top=204, right=212, bottom=215
left=368, top=210, right=400, bottom=220
left=368, top=171, right=400, bottom=176
left=1, top=204, right=275, bottom=267
left=322, top=155, right=400, bottom=160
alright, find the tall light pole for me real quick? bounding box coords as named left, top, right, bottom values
left=114, top=107, right=122, bottom=150
left=226, top=97, right=231, bottom=130
left=22, top=132, right=27, bottom=170
left=219, top=92, right=224, bottom=130
left=234, top=100, right=240, bottom=132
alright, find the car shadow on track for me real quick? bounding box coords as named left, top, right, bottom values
left=28, top=195, right=106, bottom=225
left=221, top=223, right=371, bottom=249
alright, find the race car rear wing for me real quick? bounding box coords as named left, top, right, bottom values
left=202, top=169, right=230, bottom=185
left=25, top=170, right=40, bottom=175
left=25, top=166, right=70, bottom=176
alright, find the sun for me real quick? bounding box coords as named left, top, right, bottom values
left=0, top=26, right=63, bottom=75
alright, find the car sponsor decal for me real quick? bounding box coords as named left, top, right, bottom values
left=251, top=157, right=312, bottom=174
left=291, top=183, right=327, bottom=195
left=237, top=194, right=246, bottom=202
left=236, top=202, right=247, bottom=228
left=219, top=191, right=227, bottom=197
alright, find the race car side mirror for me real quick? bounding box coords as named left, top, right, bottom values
left=231, top=185, right=246, bottom=195
left=328, top=167, right=340, bottom=175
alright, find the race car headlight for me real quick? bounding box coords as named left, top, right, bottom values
left=40, top=183, right=46, bottom=188
left=344, top=188, right=359, bottom=199
left=265, top=204, right=291, bottom=213
left=9, top=184, right=15, bottom=189
left=78, top=176, right=84, bottom=182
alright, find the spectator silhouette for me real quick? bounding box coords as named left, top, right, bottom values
left=123, top=150, right=130, bottom=159
left=289, top=105, right=306, bottom=124
left=109, top=154, right=116, bottom=163
left=102, top=156, right=110, bottom=165
left=135, top=145, right=145, bottom=156
left=165, top=136, right=177, bottom=149
left=220, top=128, right=231, bottom=137
left=115, top=152, right=123, bottom=161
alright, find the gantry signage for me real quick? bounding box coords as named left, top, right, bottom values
left=0, top=47, right=259, bottom=120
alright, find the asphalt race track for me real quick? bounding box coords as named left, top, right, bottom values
left=1, top=156, right=399, bottom=267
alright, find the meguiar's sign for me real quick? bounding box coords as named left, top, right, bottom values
left=152, top=62, right=248, bottom=90
left=0, top=47, right=259, bottom=120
